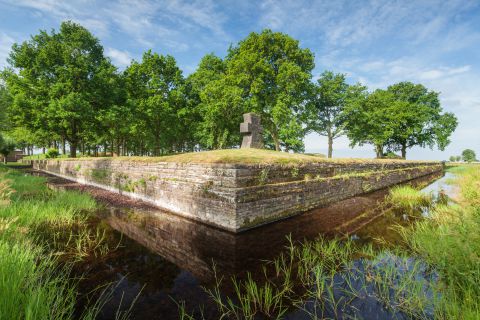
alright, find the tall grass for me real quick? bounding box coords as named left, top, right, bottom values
left=401, top=166, right=480, bottom=319
left=0, top=164, right=114, bottom=319
left=200, top=237, right=439, bottom=319
left=0, top=238, right=77, bottom=320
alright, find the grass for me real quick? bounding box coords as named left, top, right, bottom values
left=0, top=164, right=115, bottom=319
left=388, top=185, right=433, bottom=212
left=23, top=154, right=69, bottom=160
left=400, top=165, right=480, bottom=319
left=197, top=237, right=439, bottom=319
left=177, top=165, right=480, bottom=319
left=36, top=148, right=439, bottom=165
left=0, top=238, right=77, bottom=320
left=5, top=161, right=32, bottom=168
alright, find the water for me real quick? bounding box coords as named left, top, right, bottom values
left=37, top=170, right=446, bottom=319
left=420, top=171, right=457, bottom=199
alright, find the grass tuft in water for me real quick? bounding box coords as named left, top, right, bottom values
left=198, top=166, right=480, bottom=319
left=388, top=185, right=433, bottom=213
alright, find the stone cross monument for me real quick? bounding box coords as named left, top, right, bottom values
left=240, top=113, right=264, bottom=149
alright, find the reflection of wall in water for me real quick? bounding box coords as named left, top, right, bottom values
left=103, top=171, right=443, bottom=283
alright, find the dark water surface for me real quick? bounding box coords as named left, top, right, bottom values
left=37, top=170, right=450, bottom=319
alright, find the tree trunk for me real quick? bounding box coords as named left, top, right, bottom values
left=375, top=144, right=383, bottom=158
left=401, top=143, right=407, bottom=159
left=62, top=138, right=66, bottom=155
left=271, top=131, right=280, bottom=151
left=70, top=142, right=77, bottom=158
left=328, top=134, right=333, bottom=158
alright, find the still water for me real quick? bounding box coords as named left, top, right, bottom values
left=41, top=170, right=449, bottom=319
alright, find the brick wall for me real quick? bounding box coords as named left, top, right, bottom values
left=31, top=158, right=443, bottom=232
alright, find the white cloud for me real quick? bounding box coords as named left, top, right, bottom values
left=418, top=66, right=471, bottom=80
left=0, top=32, right=15, bottom=68
left=257, top=0, right=477, bottom=50
left=105, top=47, right=132, bottom=68
left=2, top=0, right=229, bottom=56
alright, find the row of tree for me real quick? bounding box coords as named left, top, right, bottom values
left=450, top=149, right=477, bottom=162
left=0, top=21, right=458, bottom=158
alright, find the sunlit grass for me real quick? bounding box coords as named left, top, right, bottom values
left=0, top=164, right=115, bottom=319
left=45, top=148, right=441, bottom=165
left=400, top=165, right=480, bottom=319
left=388, top=185, right=433, bottom=212
left=0, top=238, right=77, bottom=320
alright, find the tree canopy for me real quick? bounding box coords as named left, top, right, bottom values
left=3, top=21, right=120, bottom=157
left=224, top=29, right=315, bottom=152
left=385, top=82, right=458, bottom=158
left=0, top=134, right=16, bottom=163
left=343, top=83, right=458, bottom=159
left=462, top=149, right=477, bottom=162
left=124, top=50, right=190, bottom=155
left=306, top=71, right=364, bottom=158
left=343, top=89, right=398, bottom=158
left=0, top=22, right=459, bottom=159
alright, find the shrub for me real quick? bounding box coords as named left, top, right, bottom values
left=45, top=148, right=60, bottom=159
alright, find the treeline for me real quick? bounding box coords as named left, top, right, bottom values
left=0, top=21, right=457, bottom=158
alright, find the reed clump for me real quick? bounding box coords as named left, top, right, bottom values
left=388, top=185, right=433, bottom=213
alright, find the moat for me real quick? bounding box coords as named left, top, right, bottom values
left=34, top=169, right=452, bottom=319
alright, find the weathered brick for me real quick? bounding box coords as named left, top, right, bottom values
left=30, top=159, right=443, bottom=232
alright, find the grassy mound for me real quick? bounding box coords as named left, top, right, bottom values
left=40, top=148, right=438, bottom=165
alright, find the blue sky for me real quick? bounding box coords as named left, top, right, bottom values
left=0, top=0, right=479, bottom=160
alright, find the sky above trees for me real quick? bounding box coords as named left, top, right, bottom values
left=0, top=0, right=478, bottom=160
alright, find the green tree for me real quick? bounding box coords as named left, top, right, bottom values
left=449, top=155, right=456, bottom=162
left=306, top=71, right=364, bottom=158
left=462, top=149, right=476, bottom=162
left=186, top=54, right=240, bottom=149
left=124, top=51, right=187, bottom=155
left=386, top=82, right=458, bottom=159
left=455, top=155, right=461, bottom=162
left=343, top=89, right=399, bottom=158
left=0, top=135, right=16, bottom=163
left=224, top=29, right=315, bottom=151
left=3, top=21, right=119, bottom=157
left=0, top=84, right=12, bottom=131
